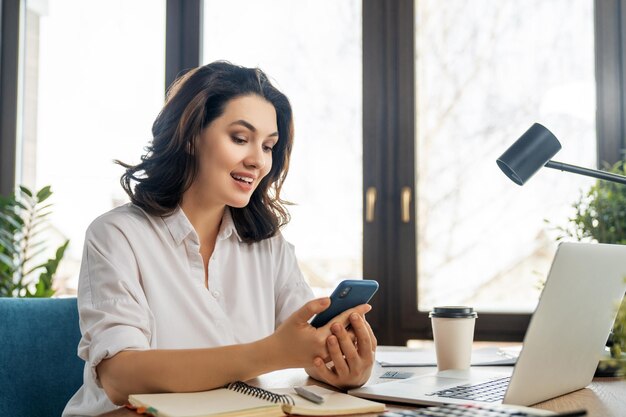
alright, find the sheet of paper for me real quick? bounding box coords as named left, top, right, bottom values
left=376, top=346, right=520, bottom=367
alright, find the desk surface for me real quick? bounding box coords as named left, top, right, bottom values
left=97, top=346, right=626, bottom=417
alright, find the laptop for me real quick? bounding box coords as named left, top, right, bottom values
left=349, top=242, right=626, bottom=407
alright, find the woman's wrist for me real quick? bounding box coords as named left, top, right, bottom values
left=250, top=335, right=285, bottom=373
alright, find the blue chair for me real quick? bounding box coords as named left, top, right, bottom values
left=0, top=297, right=83, bottom=417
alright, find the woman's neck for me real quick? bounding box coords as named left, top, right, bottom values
left=180, top=193, right=225, bottom=288
left=180, top=193, right=225, bottom=247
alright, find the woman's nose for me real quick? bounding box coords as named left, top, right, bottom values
left=244, top=144, right=265, bottom=170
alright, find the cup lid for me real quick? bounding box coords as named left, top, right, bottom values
left=429, top=306, right=477, bottom=318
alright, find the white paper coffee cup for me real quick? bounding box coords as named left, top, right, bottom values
left=429, top=306, right=477, bottom=371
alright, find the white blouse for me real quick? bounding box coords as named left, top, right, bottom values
left=63, top=204, right=314, bottom=417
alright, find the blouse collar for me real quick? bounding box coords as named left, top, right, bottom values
left=163, top=206, right=242, bottom=246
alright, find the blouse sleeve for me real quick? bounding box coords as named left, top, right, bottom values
left=76, top=215, right=153, bottom=387
left=273, top=236, right=315, bottom=327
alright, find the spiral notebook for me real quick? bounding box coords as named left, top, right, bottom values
left=128, top=381, right=385, bottom=417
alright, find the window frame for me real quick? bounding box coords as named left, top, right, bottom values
left=165, top=0, right=202, bottom=90
left=0, top=0, right=21, bottom=197
left=596, top=0, right=626, bottom=166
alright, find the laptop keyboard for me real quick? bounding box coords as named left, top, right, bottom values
left=426, top=376, right=510, bottom=402
left=379, top=403, right=585, bottom=416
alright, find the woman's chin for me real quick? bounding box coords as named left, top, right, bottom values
left=228, top=198, right=252, bottom=209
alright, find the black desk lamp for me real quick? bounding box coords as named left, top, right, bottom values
left=496, top=123, right=626, bottom=186
left=497, top=122, right=625, bottom=376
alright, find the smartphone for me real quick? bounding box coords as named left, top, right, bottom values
left=310, top=279, right=379, bottom=328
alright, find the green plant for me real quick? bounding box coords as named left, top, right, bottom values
left=558, top=161, right=626, bottom=245
left=557, top=160, right=626, bottom=374
left=0, top=185, right=69, bottom=297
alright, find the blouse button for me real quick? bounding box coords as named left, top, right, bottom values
left=212, top=290, right=221, bottom=298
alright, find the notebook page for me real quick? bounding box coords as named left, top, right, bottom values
left=129, top=389, right=283, bottom=417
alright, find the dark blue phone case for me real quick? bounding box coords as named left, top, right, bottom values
left=310, top=279, right=378, bottom=328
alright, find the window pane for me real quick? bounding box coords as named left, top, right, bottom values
left=203, top=0, right=363, bottom=295
left=415, top=0, right=596, bottom=312
left=20, top=0, right=166, bottom=293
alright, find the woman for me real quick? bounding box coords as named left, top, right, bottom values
left=63, top=61, right=376, bottom=416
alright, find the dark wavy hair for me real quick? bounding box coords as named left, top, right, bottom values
left=116, top=61, right=294, bottom=243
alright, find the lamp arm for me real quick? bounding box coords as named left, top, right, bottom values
left=545, top=160, right=626, bottom=185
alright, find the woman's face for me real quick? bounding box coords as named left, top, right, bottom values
left=192, top=94, right=278, bottom=208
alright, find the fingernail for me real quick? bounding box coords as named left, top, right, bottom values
left=331, top=323, right=341, bottom=332
left=351, top=313, right=359, bottom=320
left=315, top=358, right=323, bottom=366
left=328, top=336, right=337, bottom=345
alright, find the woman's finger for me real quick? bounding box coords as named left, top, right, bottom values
left=331, top=318, right=362, bottom=371
left=345, top=327, right=358, bottom=345
left=327, top=331, right=350, bottom=377
left=312, top=356, right=337, bottom=385
left=326, top=304, right=372, bottom=330
left=348, top=313, right=373, bottom=360
left=293, top=298, right=331, bottom=325
left=363, top=318, right=377, bottom=351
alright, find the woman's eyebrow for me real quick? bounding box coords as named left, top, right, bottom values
left=229, top=119, right=279, bottom=137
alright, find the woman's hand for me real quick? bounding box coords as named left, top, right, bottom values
left=305, top=311, right=377, bottom=390
left=268, top=298, right=371, bottom=369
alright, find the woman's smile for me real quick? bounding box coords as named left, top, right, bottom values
left=230, top=172, right=256, bottom=191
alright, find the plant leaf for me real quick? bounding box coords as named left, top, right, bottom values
left=0, top=235, right=19, bottom=255
left=34, top=211, right=52, bottom=220
left=31, top=275, right=55, bottom=297
left=28, top=223, right=51, bottom=237
left=19, top=186, right=33, bottom=198
left=1, top=184, right=67, bottom=299
left=0, top=212, right=23, bottom=229
left=24, top=263, right=45, bottom=276
left=21, top=247, right=47, bottom=267
left=36, top=186, right=52, bottom=202
left=34, top=203, right=53, bottom=213
left=25, top=240, right=47, bottom=252
left=0, top=251, right=16, bottom=268
left=0, top=193, right=16, bottom=205
left=30, top=240, right=68, bottom=298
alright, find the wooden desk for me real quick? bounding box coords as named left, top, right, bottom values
left=97, top=347, right=626, bottom=417
left=251, top=368, right=626, bottom=417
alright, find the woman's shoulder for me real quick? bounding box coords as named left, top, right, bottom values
left=253, top=230, right=296, bottom=258
left=86, top=203, right=155, bottom=236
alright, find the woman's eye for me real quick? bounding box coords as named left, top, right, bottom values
left=231, top=136, right=247, bottom=144
left=263, top=145, right=274, bottom=153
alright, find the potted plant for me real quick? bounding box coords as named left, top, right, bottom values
left=557, top=160, right=626, bottom=375
left=0, top=185, right=69, bottom=297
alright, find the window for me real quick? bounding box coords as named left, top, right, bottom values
left=361, top=0, right=609, bottom=344
left=415, top=0, right=596, bottom=313
left=19, top=0, right=166, bottom=292
left=2, top=0, right=623, bottom=344
left=203, top=0, right=363, bottom=295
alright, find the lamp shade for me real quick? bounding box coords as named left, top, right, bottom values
left=496, top=123, right=562, bottom=185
